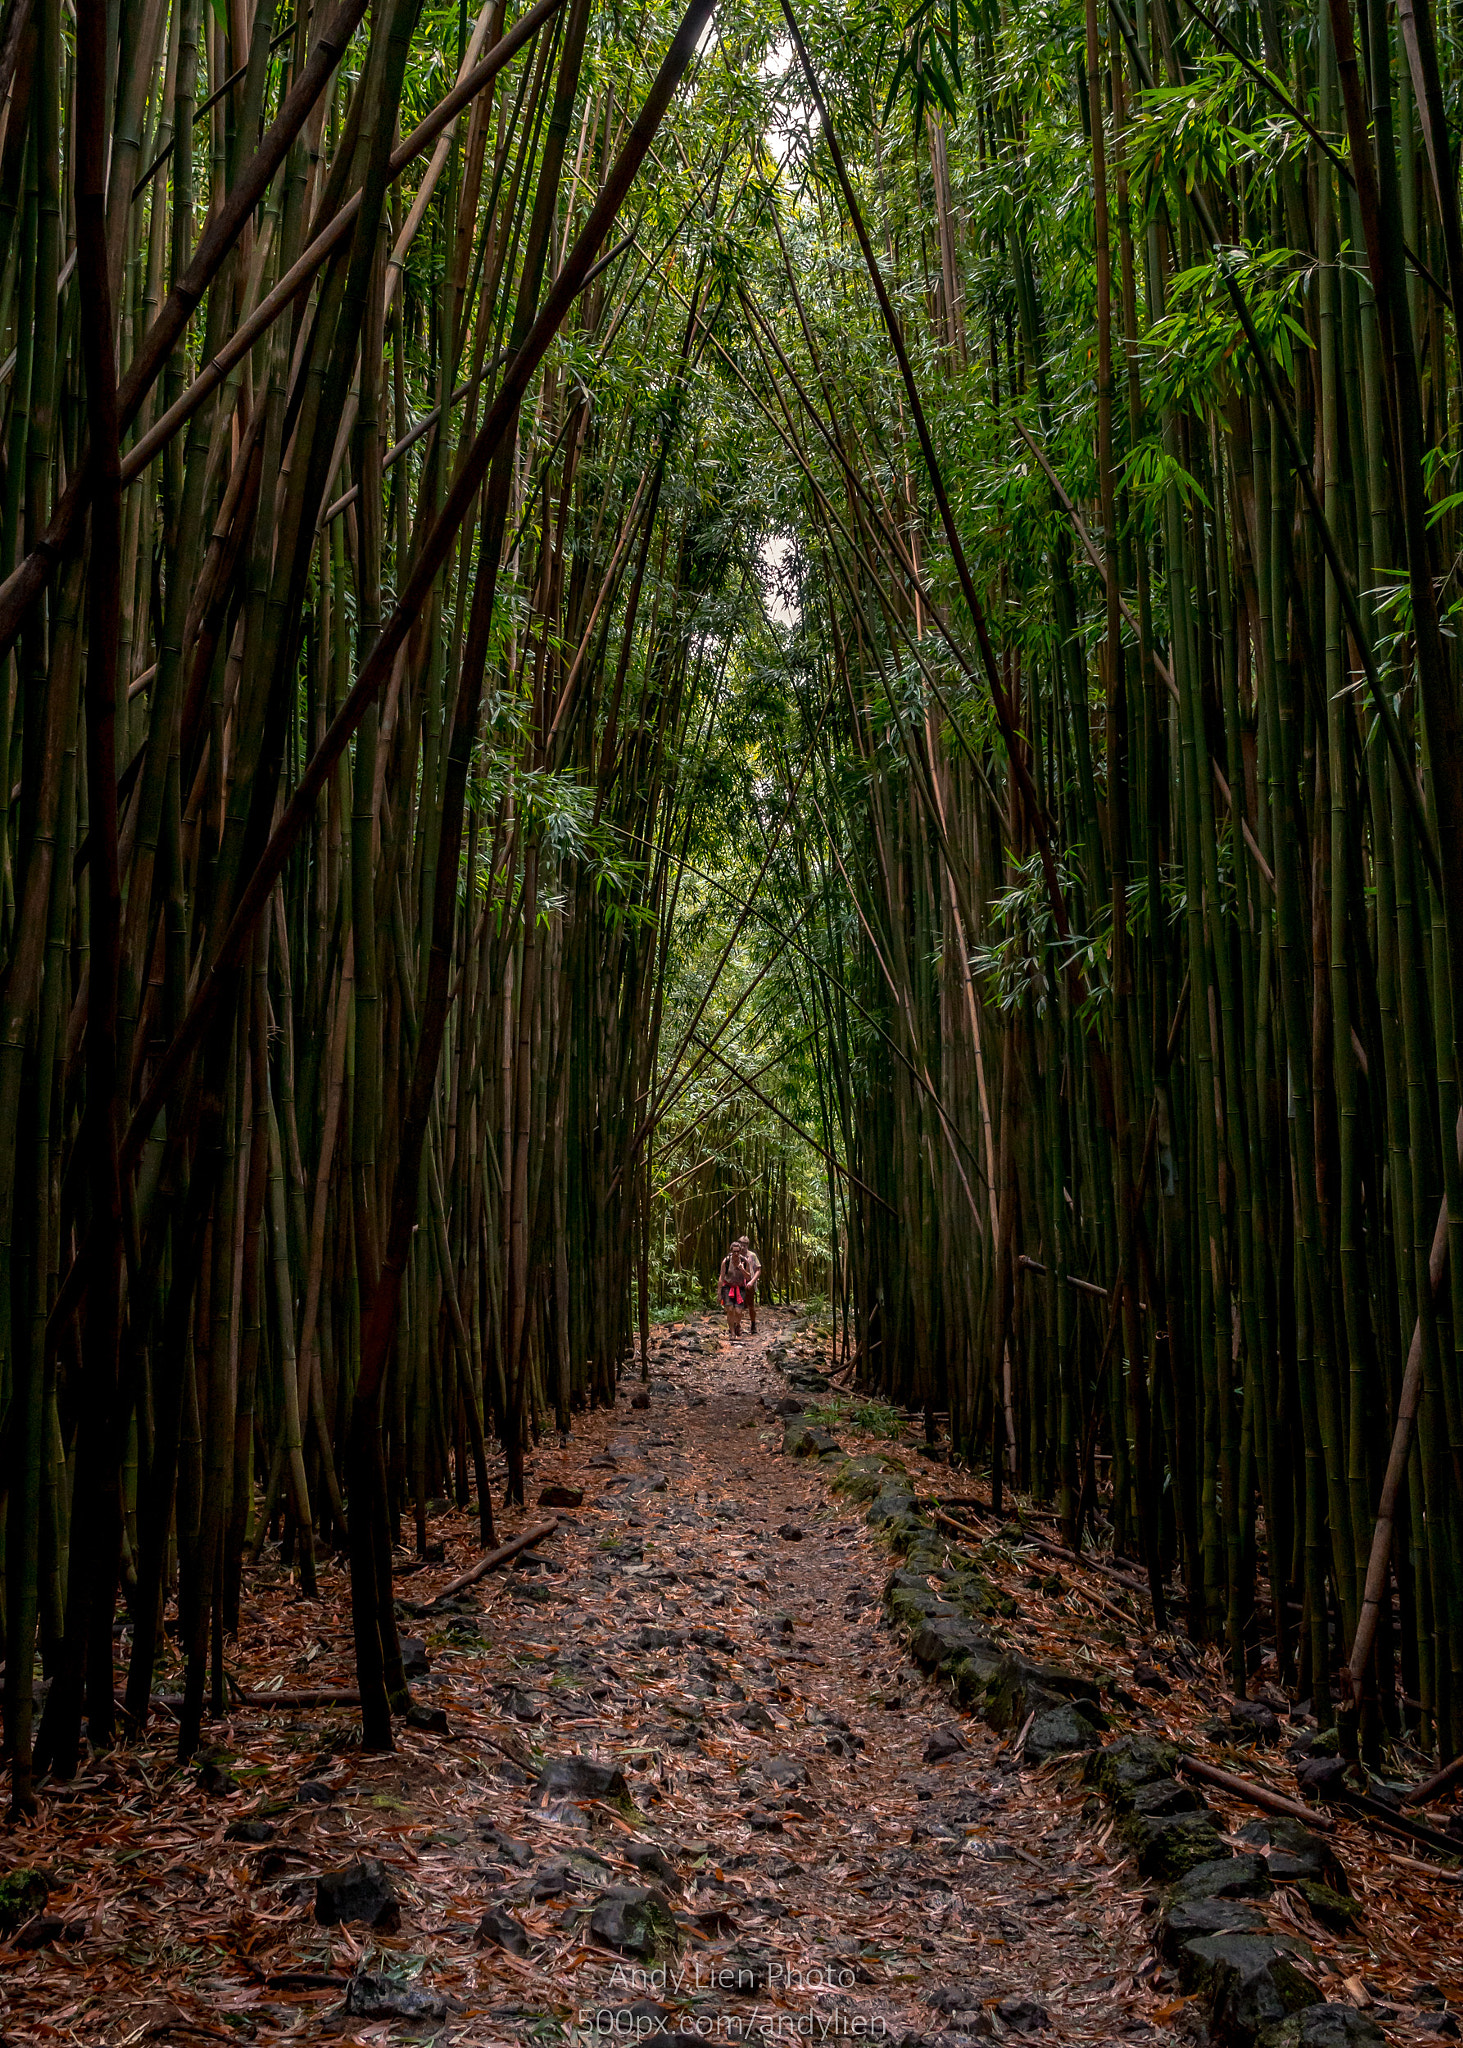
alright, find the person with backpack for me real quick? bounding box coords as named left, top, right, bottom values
left=733, top=1236, right=762, bottom=1333
left=718, top=1242, right=750, bottom=1337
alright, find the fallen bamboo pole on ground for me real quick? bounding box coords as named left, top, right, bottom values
left=422, top=1519, right=559, bottom=1608
left=1177, top=1755, right=1337, bottom=1830
left=927, top=1503, right=1153, bottom=1601
left=1404, top=1752, right=1463, bottom=1808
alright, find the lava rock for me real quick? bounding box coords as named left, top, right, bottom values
left=1156, top=1898, right=1268, bottom=1962
left=477, top=1905, right=532, bottom=1955
left=1177, top=1934, right=1316, bottom=2046
left=405, top=1701, right=452, bottom=1735
left=625, top=1841, right=682, bottom=1890
left=1166, top=1855, right=1273, bottom=1905
left=772, top=1397, right=805, bottom=1417
left=399, top=1635, right=431, bottom=1677
left=995, top=1998, right=1050, bottom=2034
left=15, top=1916, right=85, bottom=1949
left=535, top=1754, right=630, bottom=1804
left=777, top=1524, right=804, bottom=1541
left=1293, top=1756, right=1350, bottom=1803
left=1256, top=2006, right=1388, bottom=2048
left=342, top=1973, right=451, bottom=2020
left=1237, top=1820, right=1350, bottom=1896
left=924, top=1726, right=968, bottom=1764
left=635, top=1626, right=684, bottom=1650
left=1292, top=1882, right=1360, bottom=1932
left=519, top=1854, right=608, bottom=1902
left=476, top=1825, right=533, bottom=1866
left=224, top=1820, right=278, bottom=1844
left=1123, top=1811, right=1231, bottom=1881
left=1127, top=1777, right=1205, bottom=1819
left=296, top=1779, right=334, bottom=1804
left=1230, top=1700, right=1284, bottom=1745
left=540, top=1484, right=585, bottom=1508
left=783, top=1419, right=841, bottom=1459
left=928, top=1986, right=987, bottom=2017
left=1085, top=1734, right=1182, bottom=1806
left=314, top=1857, right=400, bottom=1930
left=0, top=1869, right=51, bottom=1935
left=588, top=1885, right=682, bottom=1958
left=631, top=1390, right=651, bottom=1409
left=706, top=1949, right=777, bottom=1992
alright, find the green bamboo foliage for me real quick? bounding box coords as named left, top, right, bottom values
left=725, top=0, right=1463, bottom=1765
left=3, top=0, right=1463, bottom=1813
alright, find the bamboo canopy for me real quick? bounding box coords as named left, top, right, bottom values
left=2, top=0, right=1463, bottom=1810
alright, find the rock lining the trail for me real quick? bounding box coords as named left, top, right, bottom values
left=12, top=1306, right=1460, bottom=2043
left=764, top=1340, right=1460, bottom=2048
left=1074, top=1731, right=1388, bottom=2047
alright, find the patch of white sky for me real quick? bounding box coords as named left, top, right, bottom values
left=751, top=39, right=809, bottom=629
left=759, top=532, right=799, bottom=626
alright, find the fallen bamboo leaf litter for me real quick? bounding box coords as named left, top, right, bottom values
left=3, top=1309, right=1460, bottom=2044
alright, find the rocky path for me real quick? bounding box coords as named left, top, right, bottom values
left=493, top=1306, right=1160, bottom=2048
left=23, top=1305, right=1455, bottom=2045
left=362, top=1305, right=1160, bottom=2046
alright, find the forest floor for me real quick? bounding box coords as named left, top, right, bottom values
left=2, top=1310, right=1460, bottom=2047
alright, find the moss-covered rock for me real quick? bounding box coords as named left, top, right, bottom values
left=1127, top=1776, right=1205, bottom=1819
left=1084, top=1733, right=1182, bottom=1806
left=907, top=1614, right=999, bottom=1674
left=0, top=1870, right=50, bottom=1935
left=866, top=1481, right=919, bottom=1528
left=946, top=1647, right=1010, bottom=1706
left=587, top=1887, right=682, bottom=1959
left=1164, top=1855, right=1273, bottom=1907
left=1122, top=1811, right=1232, bottom=1881
left=938, top=1567, right=999, bottom=1615
left=1290, top=1882, right=1361, bottom=1933
left=1026, top=1704, right=1103, bottom=1762
left=1176, top=1933, right=1315, bottom=2046
left=904, top=1532, right=948, bottom=1573
left=883, top=1569, right=960, bottom=1634
left=783, top=1420, right=842, bottom=1459
left=1156, top=1897, right=1269, bottom=1963
left=1256, top=2006, right=1386, bottom=2048
left=982, top=1652, right=1056, bottom=1732
left=831, top=1453, right=908, bottom=1502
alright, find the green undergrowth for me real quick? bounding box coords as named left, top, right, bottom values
left=801, top=1395, right=905, bottom=1438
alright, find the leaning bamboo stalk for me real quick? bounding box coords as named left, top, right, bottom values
left=0, top=0, right=377, bottom=656
left=1347, top=1137, right=1456, bottom=1697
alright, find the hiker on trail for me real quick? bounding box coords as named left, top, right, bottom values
left=719, top=1243, right=751, bottom=1338
left=734, top=1235, right=762, bottom=1334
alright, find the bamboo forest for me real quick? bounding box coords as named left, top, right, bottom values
left=4, top=0, right=1463, bottom=2025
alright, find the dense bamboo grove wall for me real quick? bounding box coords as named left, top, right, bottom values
left=0, top=0, right=779, bottom=1807
left=747, top=0, right=1463, bottom=1766
left=4, top=0, right=1462, bottom=1809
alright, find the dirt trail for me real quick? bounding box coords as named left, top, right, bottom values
left=438, top=1305, right=1158, bottom=2045
left=5, top=1306, right=1160, bottom=2046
